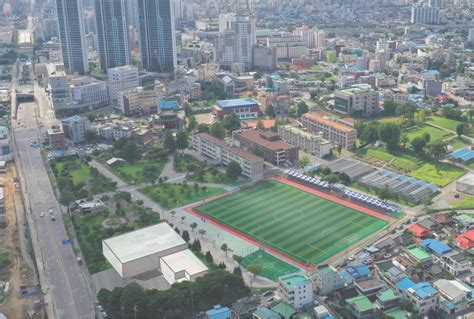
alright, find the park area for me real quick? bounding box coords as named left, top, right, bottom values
left=140, top=182, right=227, bottom=209
left=111, top=159, right=165, bottom=184
left=193, top=180, right=388, bottom=266
left=51, top=156, right=116, bottom=199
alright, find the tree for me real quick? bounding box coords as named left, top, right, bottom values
left=256, top=120, right=265, bottom=131
left=221, top=243, right=229, bottom=257
left=198, top=229, right=206, bottom=238
left=266, top=104, right=276, bottom=118
left=396, top=103, right=416, bottom=124
left=87, top=113, right=97, bottom=122
left=182, top=230, right=190, bottom=242
left=164, top=132, right=176, bottom=152
left=183, top=102, right=193, bottom=117
left=428, top=141, right=447, bottom=161
left=170, top=210, right=176, bottom=219
left=299, top=154, right=310, bottom=167
left=297, top=101, right=309, bottom=117
left=411, top=136, right=427, bottom=155
left=360, top=121, right=379, bottom=144
left=59, top=188, right=75, bottom=209
left=181, top=216, right=186, bottom=224
left=187, top=115, right=197, bottom=132
left=210, top=121, right=225, bottom=139
left=191, top=239, right=201, bottom=252
left=122, top=140, right=139, bottom=163
left=247, top=264, right=262, bottom=277
left=456, top=123, right=465, bottom=138
left=378, top=183, right=392, bottom=201
left=335, top=144, right=342, bottom=157
left=378, top=123, right=401, bottom=148
left=383, top=99, right=397, bottom=116
left=223, top=113, right=241, bottom=132
left=233, top=266, right=242, bottom=277
left=120, top=283, right=147, bottom=318
left=175, top=131, right=189, bottom=154
left=85, top=129, right=98, bottom=142
left=198, top=124, right=210, bottom=133
left=226, top=161, right=242, bottom=181
left=190, top=222, right=198, bottom=232
left=205, top=251, right=213, bottom=264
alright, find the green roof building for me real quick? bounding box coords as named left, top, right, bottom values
left=406, top=246, right=432, bottom=266
left=375, top=288, right=400, bottom=310
left=346, top=295, right=374, bottom=319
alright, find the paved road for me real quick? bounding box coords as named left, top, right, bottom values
left=13, top=101, right=95, bottom=319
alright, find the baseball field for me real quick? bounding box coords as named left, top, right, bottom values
left=193, top=179, right=389, bottom=266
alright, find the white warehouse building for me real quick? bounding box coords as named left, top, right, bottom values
left=102, top=223, right=208, bottom=285
left=456, top=173, right=474, bottom=195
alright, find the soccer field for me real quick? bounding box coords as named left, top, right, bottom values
left=194, top=180, right=388, bottom=266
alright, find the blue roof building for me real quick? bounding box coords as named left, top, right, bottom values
left=421, top=239, right=452, bottom=256
left=206, top=305, right=231, bottom=319
left=159, top=99, right=178, bottom=110
left=397, top=279, right=439, bottom=316
left=216, top=98, right=259, bottom=109
left=451, top=147, right=474, bottom=162
left=345, top=264, right=372, bottom=280
left=213, top=98, right=260, bottom=119
left=396, top=277, right=415, bottom=293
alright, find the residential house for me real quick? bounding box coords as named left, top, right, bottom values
left=314, top=264, right=345, bottom=295
left=346, top=295, right=375, bottom=319
left=277, top=273, right=313, bottom=309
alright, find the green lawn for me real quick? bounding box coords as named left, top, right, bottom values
left=403, top=125, right=453, bottom=144
left=428, top=116, right=464, bottom=131
left=0, top=251, right=10, bottom=269
left=241, top=250, right=299, bottom=281
left=449, top=137, right=471, bottom=151
left=409, top=162, right=465, bottom=187
left=187, top=169, right=230, bottom=184
left=174, top=154, right=207, bottom=173
left=194, top=180, right=388, bottom=265
left=140, top=183, right=227, bottom=209
left=452, top=194, right=474, bottom=209
left=358, top=146, right=421, bottom=171
left=112, top=160, right=165, bottom=184
left=51, top=157, right=116, bottom=197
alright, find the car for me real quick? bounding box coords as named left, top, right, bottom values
left=363, top=258, right=373, bottom=264
left=348, top=255, right=355, bottom=261
left=383, top=253, right=392, bottom=259
left=51, top=215, right=55, bottom=221
left=97, top=305, right=103, bottom=311
left=40, top=212, right=44, bottom=217
left=262, top=291, right=273, bottom=297
left=101, top=311, right=107, bottom=317
left=49, top=208, right=53, bottom=214
left=454, top=194, right=460, bottom=199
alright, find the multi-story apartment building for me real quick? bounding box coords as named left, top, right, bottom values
left=411, top=4, right=441, bottom=24
left=192, top=133, right=264, bottom=180
left=47, top=125, right=66, bottom=150
left=259, top=93, right=290, bottom=116
left=119, top=88, right=160, bottom=115
left=61, top=116, right=91, bottom=145
left=107, top=65, right=139, bottom=102
left=48, top=71, right=70, bottom=107
left=233, top=129, right=298, bottom=165
left=278, top=125, right=332, bottom=158
left=301, top=113, right=357, bottom=150
left=314, top=264, right=345, bottom=295
left=334, top=84, right=379, bottom=117
left=277, top=273, right=313, bottom=309
left=264, top=34, right=306, bottom=60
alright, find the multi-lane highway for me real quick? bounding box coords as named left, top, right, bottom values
left=13, top=101, right=95, bottom=318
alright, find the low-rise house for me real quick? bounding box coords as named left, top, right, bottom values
left=375, top=288, right=400, bottom=311
left=74, top=199, right=105, bottom=214
left=454, top=214, right=474, bottom=228
left=396, top=278, right=439, bottom=316
left=345, top=264, right=372, bottom=281
left=434, top=279, right=473, bottom=306
left=406, top=246, right=432, bottom=267
left=408, top=224, right=430, bottom=239
left=206, top=305, right=233, bottom=319
left=346, top=295, right=375, bottom=319
left=421, top=239, right=471, bottom=276
left=354, top=278, right=387, bottom=296
left=456, top=229, right=474, bottom=250
left=417, top=217, right=441, bottom=232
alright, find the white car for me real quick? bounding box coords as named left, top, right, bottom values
left=40, top=212, right=45, bottom=217
left=49, top=208, right=53, bottom=214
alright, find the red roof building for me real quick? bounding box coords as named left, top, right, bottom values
left=456, top=229, right=474, bottom=250
left=409, top=224, right=430, bottom=238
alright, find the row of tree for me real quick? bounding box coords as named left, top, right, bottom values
left=97, top=271, right=250, bottom=319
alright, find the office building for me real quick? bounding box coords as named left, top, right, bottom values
left=55, top=0, right=89, bottom=74
left=277, top=273, right=313, bottom=309
left=252, top=46, right=277, bottom=70
left=212, top=98, right=260, bottom=120
left=48, top=125, right=66, bottom=150
left=119, top=88, right=160, bottom=115
left=233, top=129, right=299, bottom=165
left=137, top=0, right=177, bottom=74
left=69, top=77, right=109, bottom=112
left=192, top=133, right=264, bottom=181
left=107, top=65, right=139, bottom=101
left=334, top=84, right=379, bottom=117
left=278, top=125, right=332, bottom=158
left=95, top=0, right=131, bottom=71
left=265, top=34, right=306, bottom=60
left=411, top=4, right=441, bottom=24
left=314, top=264, right=345, bottom=295
left=48, top=71, right=70, bottom=107
left=302, top=113, right=357, bottom=150
left=61, top=116, right=91, bottom=145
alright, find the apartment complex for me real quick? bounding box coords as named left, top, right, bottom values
left=301, top=113, right=357, bottom=150
left=278, top=125, right=332, bottom=158
left=192, top=133, right=264, bottom=180
left=334, top=84, right=379, bottom=117
left=233, top=129, right=298, bottom=165
left=277, top=274, right=314, bottom=309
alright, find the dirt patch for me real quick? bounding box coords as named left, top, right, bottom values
left=0, top=165, right=38, bottom=318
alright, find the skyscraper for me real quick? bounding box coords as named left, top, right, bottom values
left=95, top=0, right=131, bottom=71
left=55, top=0, right=89, bottom=74
left=137, top=0, right=177, bottom=74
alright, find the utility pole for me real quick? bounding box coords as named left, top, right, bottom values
left=133, top=305, right=138, bottom=319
